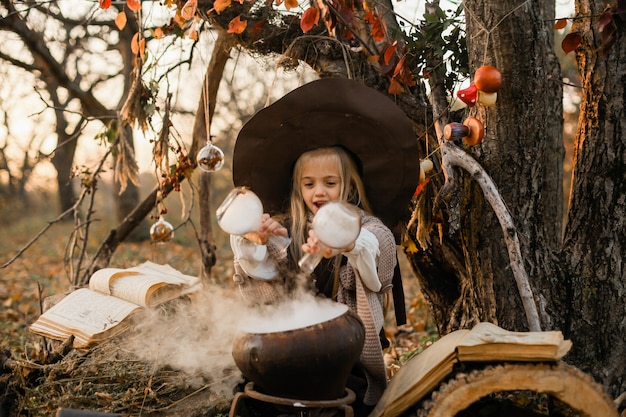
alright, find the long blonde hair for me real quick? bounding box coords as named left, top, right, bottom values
left=287, top=147, right=372, bottom=263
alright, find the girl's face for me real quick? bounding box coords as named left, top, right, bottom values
left=299, top=155, right=342, bottom=214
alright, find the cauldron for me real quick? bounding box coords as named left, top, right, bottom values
left=232, top=300, right=365, bottom=401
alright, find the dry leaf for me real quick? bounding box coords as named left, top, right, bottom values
left=214, top=0, right=231, bottom=14
left=300, top=7, right=320, bottom=33
left=554, top=18, right=567, bottom=30
left=388, top=77, right=403, bottom=95
left=181, top=0, right=197, bottom=20
left=562, top=32, right=582, bottom=54
left=126, top=0, right=141, bottom=12
left=364, top=10, right=385, bottom=41
left=99, top=0, right=111, bottom=9
left=115, top=11, right=127, bottom=30
left=284, top=0, right=298, bottom=11
left=227, top=15, right=247, bottom=34
left=130, top=33, right=145, bottom=58
left=384, top=41, right=397, bottom=65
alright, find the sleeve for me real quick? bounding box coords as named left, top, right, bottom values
left=231, top=235, right=288, bottom=306
left=344, top=228, right=382, bottom=292
left=230, top=235, right=279, bottom=280
left=344, top=215, right=397, bottom=293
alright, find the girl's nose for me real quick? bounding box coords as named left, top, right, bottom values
left=313, top=185, right=325, bottom=196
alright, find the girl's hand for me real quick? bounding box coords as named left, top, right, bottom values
left=302, top=230, right=354, bottom=258
left=244, top=214, right=287, bottom=245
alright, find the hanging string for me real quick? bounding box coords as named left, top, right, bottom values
left=196, top=44, right=224, bottom=173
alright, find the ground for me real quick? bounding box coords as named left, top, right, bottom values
left=0, top=199, right=436, bottom=416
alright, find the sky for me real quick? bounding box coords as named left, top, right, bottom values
left=2, top=0, right=576, bottom=192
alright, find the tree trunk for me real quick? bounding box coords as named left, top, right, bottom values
left=192, top=31, right=234, bottom=283
left=53, top=148, right=76, bottom=216
left=407, top=0, right=564, bottom=334
left=562, top=0, right=626, bottom=397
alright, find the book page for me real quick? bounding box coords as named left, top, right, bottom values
left=128, top=261, right=199, bottom=286
left=29, top=289, right=141, bottom=343
left=369, top=329, right=470, bottom=417
left=89, top=268, right=141, bottom=295
left=456, top=322, right=572, bottom=361
left=88, top=262, right=200, bottom=306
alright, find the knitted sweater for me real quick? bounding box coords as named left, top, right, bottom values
left=231, top=212, right=397, bottom=405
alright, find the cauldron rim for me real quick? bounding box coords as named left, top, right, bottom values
left=237, top=301, right=350, bottom=335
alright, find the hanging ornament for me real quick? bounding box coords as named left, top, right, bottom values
left=196, top=142, right=224, bottom=172
left=150, top=217, right=174, bottom=243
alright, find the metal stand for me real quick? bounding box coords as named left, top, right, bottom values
left=229, top=382, right=355, bottom=417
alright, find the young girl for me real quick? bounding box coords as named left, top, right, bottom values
left=231, top=146, right=397, bottom=413
left=228, top=77, right=419, bottom=415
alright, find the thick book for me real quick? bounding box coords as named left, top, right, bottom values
left=370, top=322, right=572, bottom=417
left=29, top=261, right=200, bottom=348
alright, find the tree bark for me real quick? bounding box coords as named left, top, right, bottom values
left=406, top=0, right=564, bottom=334
left=563, top=0, right=626, bottom=397
left=192, top=31, right=234, bottom=283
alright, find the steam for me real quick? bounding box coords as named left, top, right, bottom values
left=123, top=285, right=247, bottom=398
left=242, top=292, right=347, bottom=333
left=121, top=275, right=345, bottom=399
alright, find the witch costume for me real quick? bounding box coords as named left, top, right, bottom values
left=228, top=77, right=419, bottom=411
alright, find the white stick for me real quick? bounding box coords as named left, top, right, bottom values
left=440, top=141, right=542, bottom=332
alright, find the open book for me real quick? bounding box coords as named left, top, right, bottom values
left=29, top=261, right=200, bottom=348
left=370, top=322, right=572, bottom=417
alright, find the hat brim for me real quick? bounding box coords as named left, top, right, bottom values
left=233, top=78, right=419, bottom=233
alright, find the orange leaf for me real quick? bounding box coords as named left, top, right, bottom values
left=131, top=32, right=139, bottom=55
left=413, top=178, right=430, bottom=197
left=300, top=7, right=320, bottom=33
left=181, top=0, right=197, bottom=20
left=388, top=77, right=403, bottom=95
left=131, top=32, right=145, bottom=57
left=554, top=18, right=567, bottom=30
left=562, top=31, right=582, bottom=54
left=214, top=0, right=231, bottom=13
left=383, top=41, right=397, bottom=65
left=115, top=11, right=127, bottom=30
left=251, top=20, right=265, bottom=38
left=154, top=27, right=163, bottom=39
left=227, top=15, right=247, bottom=34
left=284, top=0, right=298, bottom=11
left=364, top=10, right=385, bottom=41
left=99, top=0, right=111, bottom=9
left=126, top=0, right=141, bottom=12
left=275, top=0, right=283, bottom=5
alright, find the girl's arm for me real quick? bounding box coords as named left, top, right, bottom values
left=344, top=216, right=397, bottom=292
